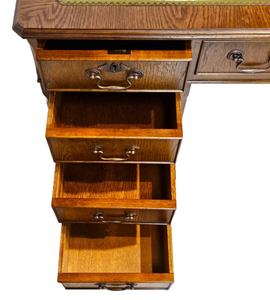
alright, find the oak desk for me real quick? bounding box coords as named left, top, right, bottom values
left=13, top=0, right=270, bottom=290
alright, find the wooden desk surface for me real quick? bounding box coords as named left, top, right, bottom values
left=13, top=0, right=270, bottom=39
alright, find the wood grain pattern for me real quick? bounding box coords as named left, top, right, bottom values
left=12, top=1, right=270, bottom=292
left=14, top=1, right=270, bottom=39
left=62, top=224, right=150, bottom=273
left=38, top=60, right=189, bottom=91
left=27, top=39, right=49, bottom=99
left=24, top=30, right=270, bottom=41
left=58, top=272, right=174, bottom=282
left=169, top=163, right=176, bottom=202
left=60, top=163, right=140, bottom=199
left=191, top=77, right=270, bottom=83
left=46, top=129, right=182, bottom=138
left=47, top=137, right=181, bottom=163
left=58, top=223, right=174, bottom=289
left=59, top=273, right=174, bottom=289
left=61, top=281, right=172, bottom=289
left=37, top=49, right=192, bottom=62
left=53, top=198, right=177, bottom=209
left=166, top=226, right=174, bottom=274
left=50, top=92, right=179, bottom=130
left=52, top=163, right=176, bottom=224
left=53, top=206, right=176, bottom=224
left=36, top=39, right=191, bottom=92
left=196, top=41, right=270, bottom=75
left=46, top=92, right=182, bottom=162
left=180, top=40, right=203, bottom=112
left=12, top=0, right=23, bottom=36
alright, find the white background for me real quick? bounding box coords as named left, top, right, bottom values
left=1, top=2, right=270, bottom=299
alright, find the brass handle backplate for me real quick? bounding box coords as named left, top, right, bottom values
left=227, top=50, right=270, bottom=73
left=85, top=66, right=143, bottom=90
left=92, top=212, right=138, bottom=223
left=98, top=283, right=136, bottom=291
left=90, top=145, right=140, bottom=161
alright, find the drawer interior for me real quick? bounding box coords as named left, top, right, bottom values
left=54, top=163, right=173, bottom=200
left=37, top=40, right=192, bottom=62
left=49, top=92, right=178, bottom=130
left=42, top=39, right=189, bottom=52
left=60, top=223, right=172, bottom=274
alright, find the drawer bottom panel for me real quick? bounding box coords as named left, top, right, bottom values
left=58, top=223, right=174, bottom=290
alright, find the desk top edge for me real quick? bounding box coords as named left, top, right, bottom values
left=13, top=0, right=270, bottom=39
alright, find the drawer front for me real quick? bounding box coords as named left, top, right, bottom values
left=61, top=281, right=172, bottom=290
left=52, top=163, right=176, bottom=225
left=53, top=207, right=175, bottom=225
left=46, top=91, right=182, bottom=163
left=37, top=40, right=191, bottom=91
left=195, top=41, right=270, bottom=81
left=47, top=137, right=180, bottom=163
left=39, top=60, right=188, bottom=91
left=58, top=224, right=174, bottom=290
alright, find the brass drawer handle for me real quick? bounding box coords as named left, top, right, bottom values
left=90, top=145, right=140, bottom=161
left=85, top=68, right=143, bottom=90
left=92, top=212, right=138, bottom=223
left=98, top=284, right=136, bottom=291
left=227, top=50, right=270, bottom=73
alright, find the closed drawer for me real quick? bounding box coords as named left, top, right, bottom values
left=195, top=41, right=270, bottom=82
left=52, top=163, right=176, bottom=225
left=46, top=92, right=182, bottom=163
left=37, top=40, right=192, bottom=91
left=58, top=223, right=174, bottom=290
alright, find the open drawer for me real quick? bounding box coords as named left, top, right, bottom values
left=36, top=39, right=191, bottom=91
left=52, top=163, right=176, bottom=225
left=46, top=92, right=183, bottom=163
left=58, top=223, right=174, bottom=290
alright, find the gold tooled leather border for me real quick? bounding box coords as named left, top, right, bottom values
left=56, top=0, right=270, bottom=6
